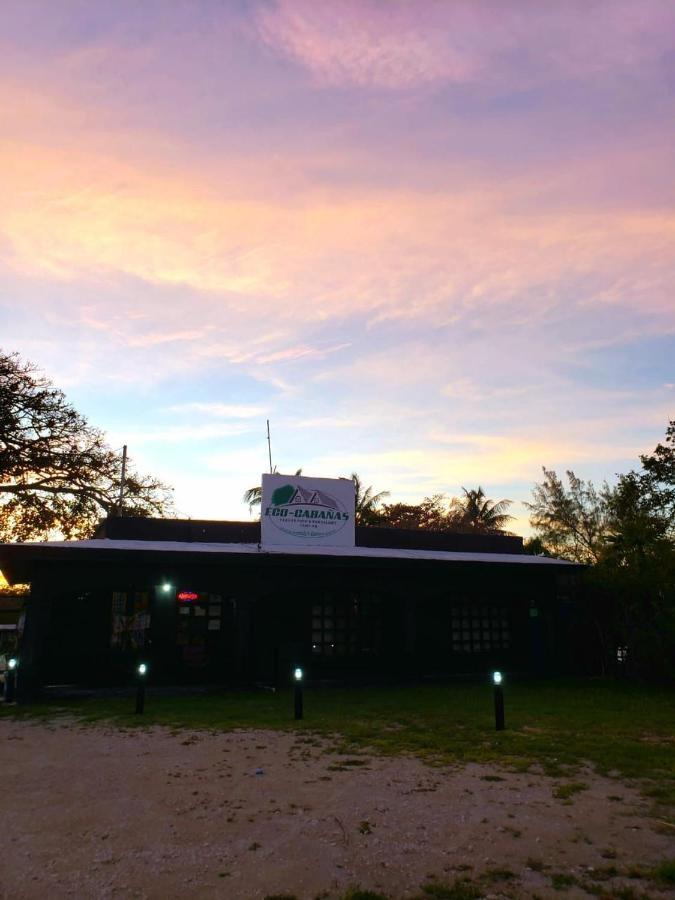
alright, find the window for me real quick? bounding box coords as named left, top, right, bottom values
left=450, top=603, right=510, bottom=653
left=111, top=592, right=150, bottom=650
left=312, top=595, right=380, bottom=656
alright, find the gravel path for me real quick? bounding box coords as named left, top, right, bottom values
left=0, top=720, right=672, bottom=898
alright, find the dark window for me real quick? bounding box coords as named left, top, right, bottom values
left=450, top=603, right=510, bottom=653
left=312, top=595, right=380, bottom=656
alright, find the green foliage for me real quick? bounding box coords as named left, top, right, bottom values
left=375, top=493, right=453, bottom=530
left=652, top=859, right=675, bottom=884
left=349, top=472, right=390, bottom=526
left=455, top=486, right=514, bottom=533
left=341, top=889, right=390, bottom=900
left=550, top=872, right=577, bottom=890
left=552, top=781, right=588, bottom=800
left=0, top=350, right=172, bottom=540
left=527, top=468, right=609, bottom=563
left=421, top=879, right=482, bottom=899
left=375, top=488, right=513, bottom=534
left=528, top=421, right=675, bottom=680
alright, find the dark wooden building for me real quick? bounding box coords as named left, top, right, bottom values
left=0, top=517, right=581, bottom=696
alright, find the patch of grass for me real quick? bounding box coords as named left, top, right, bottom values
left=623, top=864, right=648, bottom=880
left=483, top=867, right=516, bottom=882
left=586, top=865, right=619, bottom=881
left=420, top=879, right=482, bottom=899
left=651, top=859, right=675, bottom=884
left=3, top=679, right=675, bottom=812
left=553, top=781, right=588, bottom=800
left=358, top=820, right=373, bottom=835
left=341, top=891, right=390, bottom=900
left=526, top=857, right=547, bottom=872
left=550, top=872, right=578, bottom=890
left=479, top=774, right=504, bottom=782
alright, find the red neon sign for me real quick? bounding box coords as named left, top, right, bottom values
left=178, top=591, right=199, bottom=602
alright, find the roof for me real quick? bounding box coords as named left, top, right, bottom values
left=95, top=516, right=526, bottom=555
left=0, top=537, right=576, bottom=585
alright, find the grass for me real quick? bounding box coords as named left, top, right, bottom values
left=552, top=781, right=588, bottom=800
left=2, top=678, right=674, bottom=805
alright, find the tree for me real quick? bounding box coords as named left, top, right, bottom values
left=527, top=422, right=675, bottom=680
left=349, top=472, right=389, bottom=526
left=0, top=350, right=173, bottom=541
left=454, top=486, right=514, bottom=534
left=377, top=494, right=454, bottom=530
left=526, top=469, right=609, bottom=563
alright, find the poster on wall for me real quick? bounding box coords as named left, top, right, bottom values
left=261, top=473, right=356, bottom=549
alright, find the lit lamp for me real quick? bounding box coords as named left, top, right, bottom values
left=493, top=671, right=505, bottom=731
left=161, top=582, right=172, bottom=594
left=293, top=666, right=303, bottom=720
left=135, top=661, right=148, bottom=715
left=4, top=657, right=18, bottom=704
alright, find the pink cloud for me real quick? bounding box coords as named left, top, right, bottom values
left=257, top=0, right=675, bottom=89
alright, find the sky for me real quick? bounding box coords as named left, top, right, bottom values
left=1, top=0, right=674, bottom=533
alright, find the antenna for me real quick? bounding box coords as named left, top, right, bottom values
left=118, top=444, right=127, bottom=516
left=266, top=420, right=273, bottom=474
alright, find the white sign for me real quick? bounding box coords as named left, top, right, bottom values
left=261, top=473, right=355, bottom=548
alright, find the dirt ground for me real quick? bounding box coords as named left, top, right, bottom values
left=0, top=719, right=673, bottom=899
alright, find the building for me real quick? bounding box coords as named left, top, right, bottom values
left=0, top=514, right=581, bottom=698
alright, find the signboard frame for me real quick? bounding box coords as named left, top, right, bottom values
left=260, top=473, right=356, bottom=549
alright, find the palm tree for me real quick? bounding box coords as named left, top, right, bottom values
left=243, top=468, right=302, bottom=515
left=350, top=472, right=389, bottom=526
left=457, top=486, right=513, bottom=533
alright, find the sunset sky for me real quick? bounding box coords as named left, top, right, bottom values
left=1, top=0, right=674, bottom=532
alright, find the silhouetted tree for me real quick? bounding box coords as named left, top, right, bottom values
left=0, top=350, right=172, bottom=541
left=526, top=470, right=609, bottom=563
left=528, top=421, right=675, bottom=679
left=349, top=472, right=389, bottom=526
left=455, top=486, right=514, bottom=534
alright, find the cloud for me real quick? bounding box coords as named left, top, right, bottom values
left=3, top=131, right=674, bottom=333
left=257, top=0, right=675, bottom=90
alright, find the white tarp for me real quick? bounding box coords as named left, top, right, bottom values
left=260, top=473, right=355, bottom=548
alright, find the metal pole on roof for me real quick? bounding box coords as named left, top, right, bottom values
left=118, top=444, right=127, bottom=516
left=266, top=420, right=273, bottom=474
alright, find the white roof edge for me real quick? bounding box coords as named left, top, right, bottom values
left=7, top=538, right=578, bottom=566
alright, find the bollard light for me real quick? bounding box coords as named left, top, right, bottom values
left=4, top=658, right=18, bottom=704
left=135, top=662, right=148, bottom=714
left=492, top=670, right=505, bottom=731
left=293, top=666, right=304, bottom=720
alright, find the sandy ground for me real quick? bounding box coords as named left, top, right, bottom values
left=0, top=720, right=673, bottom=900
